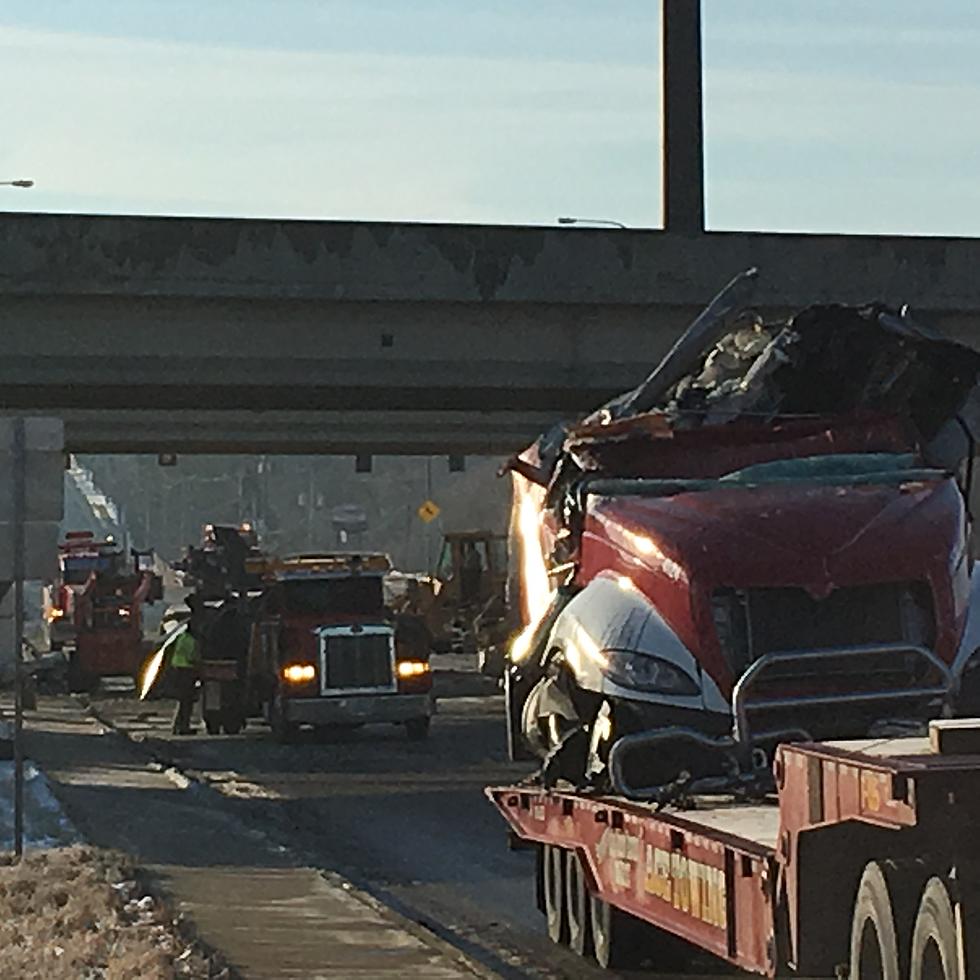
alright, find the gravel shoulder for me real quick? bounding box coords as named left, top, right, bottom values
left=0, top=845, right=224, bottom=980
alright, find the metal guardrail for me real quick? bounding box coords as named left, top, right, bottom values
left=606, top=644, right=952, bottom=801
left=731, top=642, right=953, bottom=757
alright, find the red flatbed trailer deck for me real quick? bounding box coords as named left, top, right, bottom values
left=489, top=724, right=980, bottom=977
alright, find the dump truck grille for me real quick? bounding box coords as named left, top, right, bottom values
left=319, top=629, right=395, bottom=694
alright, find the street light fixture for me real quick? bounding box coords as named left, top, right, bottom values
left=0, top=180, right=34, bottom=188
left=557, top=216, right=627, bottom=229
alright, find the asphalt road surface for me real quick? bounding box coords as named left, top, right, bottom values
left=91, top=690, right=731, bottom=979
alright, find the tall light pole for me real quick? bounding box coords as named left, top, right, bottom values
left=662, top=0, right=704, bottom=233
left=557, top=216, right=628, bottom=229
left=0, top=180, right=34, bottom=189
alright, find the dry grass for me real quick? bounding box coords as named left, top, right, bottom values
left=0, top=845, right=229, bottom=979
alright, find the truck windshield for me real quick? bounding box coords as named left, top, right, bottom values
left=61, top=555, right=119, bottom=585
left=281, top=576, right=384, bottom=616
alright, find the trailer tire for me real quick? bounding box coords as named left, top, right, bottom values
left=590, top=894, right=644, bottom=970
left=910, top=877, right=959, bottom=980
left=565, top=850, right=591, bottom=956
left=850, top=861, right=901, bottom=980
left=204, top=715, right=222, bottom=736
left=544, top=844, right=567, bottom=944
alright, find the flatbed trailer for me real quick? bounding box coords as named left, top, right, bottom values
left=489, top=722, right=980, bottom=978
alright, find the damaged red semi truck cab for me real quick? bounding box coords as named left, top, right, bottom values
left=503, top=275, right=980, bottom=792
left=253, top=553, right=435, bottom=742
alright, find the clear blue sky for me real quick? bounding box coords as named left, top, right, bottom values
left=1, top=1, right=977, bottom=234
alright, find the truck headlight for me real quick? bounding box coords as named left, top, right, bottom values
left=397, top=660, right=431, bottom=679
left=604, top=651, right=699, bottom=695
left=283, top=663, right=316, bottom=684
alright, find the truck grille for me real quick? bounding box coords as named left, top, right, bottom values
left=713, top=583, right=945, bottom=741
left=319, top=629, right=395, bottom=693
left=714, top=582, right=936, bottom=683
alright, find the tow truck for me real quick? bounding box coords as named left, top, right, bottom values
left=45, top=531, right=162, bottom=692
left=489, top=269, right=980, bottom=976
left=251, top=553, right=435, bottom=742
left=164, top=528, right=435, bottom=740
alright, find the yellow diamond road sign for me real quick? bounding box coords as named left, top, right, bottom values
left=418, top=499, right=441, bottom=523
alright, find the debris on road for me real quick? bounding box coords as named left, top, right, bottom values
left=0, top=846, right=227, bottom=980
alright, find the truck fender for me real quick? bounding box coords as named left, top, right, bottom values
left=545, top=573, right=726, bottom=713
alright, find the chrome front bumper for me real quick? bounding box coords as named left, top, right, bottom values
left=283, top=693, right=435, bottom=726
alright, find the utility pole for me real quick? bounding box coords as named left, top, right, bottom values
left=12, top=419, right=25, bottom=859
left=661, top=0, right=705, bottom=234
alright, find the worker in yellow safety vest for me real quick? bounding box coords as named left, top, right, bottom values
left=168, top=621, right=201, bottom=735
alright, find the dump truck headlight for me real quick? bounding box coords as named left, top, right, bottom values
left=397, top=660, right=431, bottom=679
left=604, top=651, right=699, bottom=696
left=282, top=663, right=316, bottom=684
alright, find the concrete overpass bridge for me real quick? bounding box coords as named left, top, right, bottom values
left=3, top=210, right=980, bottom=455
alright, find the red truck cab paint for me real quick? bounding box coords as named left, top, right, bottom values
left=250, top=553, right=435, bottom=742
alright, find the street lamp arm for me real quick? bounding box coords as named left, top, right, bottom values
left=557, top=216, right=627, bottom=229
left=0, top=180, right=34, bottom=188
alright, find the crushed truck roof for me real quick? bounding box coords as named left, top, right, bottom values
left=509, top=267, right=980, bottom=486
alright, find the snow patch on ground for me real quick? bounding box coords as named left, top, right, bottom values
left=0, top=760, right=81, bottom=851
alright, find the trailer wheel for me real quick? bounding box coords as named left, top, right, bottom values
left=590, top=894, right=643, bottom=969
left=543, top=844, right=568, bottom=944
left=910, top=878, right=959, bottom=980
left=405, top=717, right=431, bottom=741
left=204, top=714, right=222, bottom=736
left=564, top=850, right=591, bottom=956
left=850, top=861, right=902, bottom=980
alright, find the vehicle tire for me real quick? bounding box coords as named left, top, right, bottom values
left=221, top=711, right=245, bottom=735
left=544, top=844, right=567, bottom=944
left=269, top=695, right=299, bottom=744
left=204, top=714, right=222, bottom=736
left=67, top=657, right=93, bottom=695
left=850, top=861, right=901, bottom=980
left=405, top=717, right=431, bottom=741
left=590, top=893, right=642, bottom=969
left=910, top=878, right=959, bottom=980
left=504, top=667, right=535, bottom=762
left=565, top=850, right=591, bottom=956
